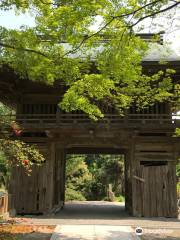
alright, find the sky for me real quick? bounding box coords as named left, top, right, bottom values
left=0, top=10, right=35, bottom=28
left=0, top=9, right=180, bottom=54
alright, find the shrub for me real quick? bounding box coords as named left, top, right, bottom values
left=115, top=195, right=125, bottom=202
left=65, top=188, right=86, bottom=201
left=177, top=182, right=180, bottom=198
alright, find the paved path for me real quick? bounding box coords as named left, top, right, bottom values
left=24, top=201, right=180, bottom=228
left=50, top=225, right=136, bottom=240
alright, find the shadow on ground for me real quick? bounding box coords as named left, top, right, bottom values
left=55, top=201, right=128, bottom=220
left=17, top=201, right=180, bottom=227
left=53, top=231, right=134, bottom=240
left=0, top=231, right=52, bottom=240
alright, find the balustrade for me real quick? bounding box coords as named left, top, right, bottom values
left=1, top=113, right=179, bottom=128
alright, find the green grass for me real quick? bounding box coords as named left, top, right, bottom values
left=115, top=195, right=125, bottom=202
left=0, top=187, right=7, bottom=193
left=177, top=182, right=180, bottom=197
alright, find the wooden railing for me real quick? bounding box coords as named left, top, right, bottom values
left=1, top=113, right=180, bottom=128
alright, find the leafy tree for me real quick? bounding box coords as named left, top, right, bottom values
left=84, top=154, right=124, bottom=200
left=65, top=154, right=125, bottom=201
left=174, top=128, right=180, bottom=196
left=0, top=0, right=179, bottom=119
left=0, top=151, right=10, bottom=190
left=174, top=128, right=180, bottom=178
left=0, top=103, right=45, bottom=182
left=0, top=1, right=179, bottom=179
left=65, top=154, right=92, bottom=200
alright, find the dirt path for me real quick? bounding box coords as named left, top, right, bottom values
left=1, top=201, right=179, bottom=240
left=21, top=201, right=180, bottom=229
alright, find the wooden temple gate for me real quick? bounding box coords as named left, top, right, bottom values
left=8, top=107, right=179, bottom=217
left=0, top=60, right=180, bottom=218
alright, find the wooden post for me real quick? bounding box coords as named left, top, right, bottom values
left=124, top=148, right=133, bottom=214
left=52, top=145, right=66, bottom=211
left=45, top=141, right=55, bottom=212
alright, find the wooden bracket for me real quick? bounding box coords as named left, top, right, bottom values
left=133, top=175, right=145, bottom=183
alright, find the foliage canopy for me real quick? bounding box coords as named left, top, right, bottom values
left=0, top=0, right=179, bottom=118
left=0, top=103, right=45, bottom=181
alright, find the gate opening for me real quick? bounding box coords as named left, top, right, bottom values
left=65, top=153, right=125, bottom=204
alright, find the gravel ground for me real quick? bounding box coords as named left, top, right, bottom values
left=22, top=201, right=180, bottom=229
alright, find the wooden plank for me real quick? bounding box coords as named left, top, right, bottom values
left=167, top=163, right=177, bottom=217
left=133, top=175, right=145, bottom=182
left=135, top=152, right=173, bottom=157
left=133, top=138, right=177, bottom=218
left=156, top=166, right=163, bottom=216
left=8, top=144, right=51, bottom=214
left=136, top=157, right=174, bottom=162
left=135, top=144, right=173, bottom=151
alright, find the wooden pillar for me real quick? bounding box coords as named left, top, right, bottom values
left=44, top=142, right=55, bottom=212
left=53, top=145, right=66, bottom=208
left=124, top=148, right=133, bottom=214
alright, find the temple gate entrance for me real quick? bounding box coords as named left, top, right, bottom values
left=9, top=138, right=178, bottom=218
left=0, top=63, right=179, bottom=218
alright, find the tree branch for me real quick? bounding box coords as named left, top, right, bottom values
left=39, top=0, right=58, bottom=6
left=0, top=42, right=49, bottom=58
left=64, top=0, right=180, bottom=57
left=130, top=1, right=180, bottom=28
left=62, top=18, right=115, bottom=57
left=1, top=0, right=179, bottom=59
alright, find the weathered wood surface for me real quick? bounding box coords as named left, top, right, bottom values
left=132, top=140, right=178, bottom=217
left=53, top=147, right=65, bottom=208
left=7, top=104, right=179, bottom=217
left=124, top=149, right=133, bottom=214
left=8, top=135, right=179, bottom=217
left=1, top=113, right=180, bottom=129
left=133, top=164, right=177, bottom=217
left=9, top=145, right=54, bottom=214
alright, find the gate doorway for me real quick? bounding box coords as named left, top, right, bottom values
left=64, top=148, right=126, bottom=204
left=65, top=153, right=125, bottom=205
left=58, top=148, right=128, bottom=219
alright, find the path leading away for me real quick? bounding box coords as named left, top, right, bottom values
left=50, top=225, right=136, bottom=240
left=27, top=201, right=180, bottom=228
